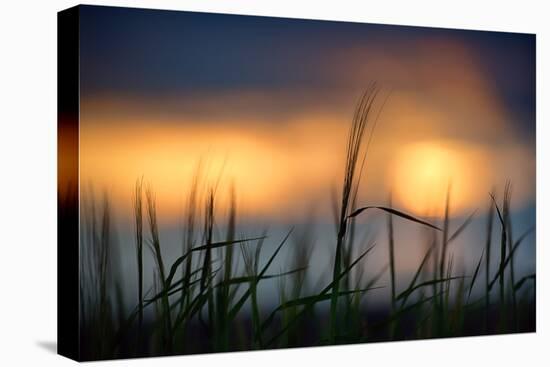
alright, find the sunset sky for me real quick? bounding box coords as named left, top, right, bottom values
left=78, top=5, right=535, bottom=223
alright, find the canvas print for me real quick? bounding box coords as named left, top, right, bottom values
left=58, top=5, right=536, bottom=361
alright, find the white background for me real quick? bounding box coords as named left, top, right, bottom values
left=0, top=0, right=547, bottom=365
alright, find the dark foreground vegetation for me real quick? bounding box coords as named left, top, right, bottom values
left=77, top=85, right=535, bottom=360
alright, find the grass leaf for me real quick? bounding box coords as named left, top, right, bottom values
left=468, top=250, right=484, bottom=301
left=396, top=276, right=466, bottom=301
left=514, top=274, right=535, bottom=291
left=349, top=205, right=441, bottom=231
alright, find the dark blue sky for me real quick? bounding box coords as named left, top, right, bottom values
left=79, top=5, right=535, bottom=137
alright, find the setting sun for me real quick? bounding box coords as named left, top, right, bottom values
left=389, top=141, right=491, bottom=216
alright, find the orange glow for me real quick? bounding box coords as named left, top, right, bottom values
left=388, top=141, right=492, bottom=216
left=79, top=111, right=535, bottom=221
left=58, top=117, right=79, bottom=192
left=79, top=116, right=349, bottom=220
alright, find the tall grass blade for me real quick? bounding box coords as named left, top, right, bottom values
left=349, top=206, right=441, bottom=231
left=468, top=250, right=484, bottom=301
left=439, top=186, right=451, bottom=311
left=228, top=229, right=293, bottom=320
left=447, top=209, right=477, bottom=244
left=514, top=274, right=535, bottom=291
left=266, top=244, right=376, bottom=346
left=400, top=244, right=434, bottom=308
left=133, top=178, right=144, bottom=333
left=145, top=186, right=173, bottom=353
left=484, top=189, right=495, bottom=332
left=488, top=226, right=534, bottom=290
left=396, top=277, right=466, bottom=302
left=331, top=84, right=381, bottom=343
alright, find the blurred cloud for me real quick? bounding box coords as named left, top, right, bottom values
left=80, top=23, right=535, bottom=222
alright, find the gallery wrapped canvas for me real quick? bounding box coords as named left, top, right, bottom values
left=58, top=5, right=536, bottom=361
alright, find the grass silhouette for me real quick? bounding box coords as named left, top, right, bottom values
left=77, top=88, right=536, bottom=360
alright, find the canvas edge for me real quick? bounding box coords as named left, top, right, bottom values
left=57, top=4, right=81, bottom=362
